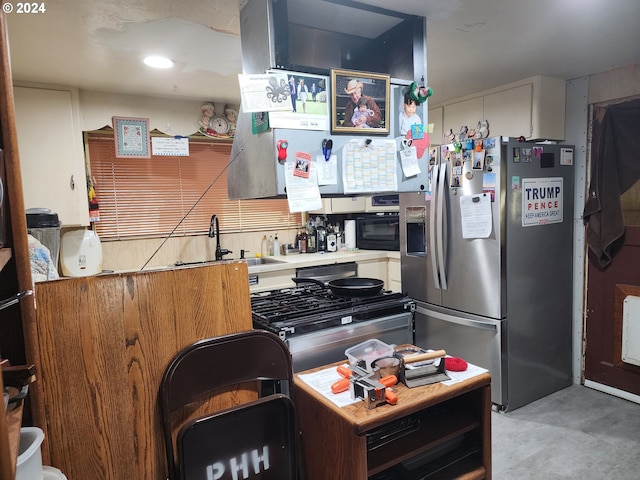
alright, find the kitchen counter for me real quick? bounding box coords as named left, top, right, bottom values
left=102, top=250, right=400, bottom=292
left=243, top=250, right=399, bottom=292
left=245, top=250, right=399, bottom=273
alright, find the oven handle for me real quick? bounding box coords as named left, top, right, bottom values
left=416, top=305, right=498, bottom=332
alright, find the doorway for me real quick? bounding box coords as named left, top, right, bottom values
left=584, top=98, right=640, bottom=397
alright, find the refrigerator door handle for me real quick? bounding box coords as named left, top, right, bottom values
left=429, top=162, right=440, bottom=289
left=436, top=162, right=448, bottom=290
left=416, top=305, right=498, bottom=332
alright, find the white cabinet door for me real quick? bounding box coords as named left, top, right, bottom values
left=428, top=106, right=444, bottom=145
left=14, top=86, right=89, bottom=226
left=443, top=97, right=484, bottom=138
left=483, top=84, right=533, bottom=139
left=357, top=259, right=388, bottom=289
left=309, top=196, right=366, bottom=214
left=387, top=256, right=402, bottom=292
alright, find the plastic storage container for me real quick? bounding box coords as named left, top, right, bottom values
left=16, top=426, right=44, bottom=480
left=60, top=229, right=103, bottom=277
left=26, top=208, right=61, bottom=268
left=345, top=339, right=394, bottom=372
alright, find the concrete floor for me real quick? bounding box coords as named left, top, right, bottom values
left=492, top=384, right=640, bottom=479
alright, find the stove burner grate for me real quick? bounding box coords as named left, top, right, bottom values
left=251, top=284, right=414, bottom=337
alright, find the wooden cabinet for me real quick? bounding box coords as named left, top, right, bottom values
left=0, top=12, right=41, bottom=480
left=33, top=263, right=253, bottom=480
left=14, top=85, right=89, bottom=226
left=309, top=196, right=366, bottom=214
left=430, top=75, right=566, bottom=142
left=295, top=364, right=491, bottom=479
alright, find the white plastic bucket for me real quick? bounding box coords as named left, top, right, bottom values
left=16, top=427, right=44, bottom=480
left=43, top=466, right=68, bottom=480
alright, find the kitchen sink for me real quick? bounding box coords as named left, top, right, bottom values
left=242, top=257, right=285, bottom=266
left=174, top=257, right=285, bottom=268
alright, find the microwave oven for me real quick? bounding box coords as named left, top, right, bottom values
left=355, top=213, right=399, bottom=251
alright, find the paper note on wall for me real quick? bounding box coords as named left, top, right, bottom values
left=238, top=73, right=292, bottom=112
left=342, top=139, right=398, bottom=194
left=284, top=161, right=322, bottom=212
left=460, top=194, right=492, bottom=238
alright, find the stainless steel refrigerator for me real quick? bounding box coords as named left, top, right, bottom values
left=400, top=136, right=574, bottom=411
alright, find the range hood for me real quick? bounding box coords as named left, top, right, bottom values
left=228, top=0, right=429, bottom=200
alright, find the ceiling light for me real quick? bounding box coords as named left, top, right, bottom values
left=143, top=56, right=175, bottom=69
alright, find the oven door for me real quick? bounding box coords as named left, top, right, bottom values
left=286, top=312, right=413, bottom=372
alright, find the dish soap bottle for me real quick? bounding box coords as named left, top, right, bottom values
left=261, top=234, right=268, bottom=258
left=267, top=235, right=274, bottom=256
left=273, top=234, right=280, bottom=257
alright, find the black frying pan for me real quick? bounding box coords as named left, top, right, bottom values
left=291, top=277, right=384, bottom=297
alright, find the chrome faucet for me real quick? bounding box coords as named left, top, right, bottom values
left=209, top=215, right=232, bottom=261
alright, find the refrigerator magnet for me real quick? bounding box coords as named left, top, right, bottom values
left=513, top=147, right=521, bottom=162
left=473, top=150, right=485, bottom=170
left=451, top=174, right=461, bottom=188
left=560, top=148, right=574, bottom=165
left=511, top=176, right=521, bottom=190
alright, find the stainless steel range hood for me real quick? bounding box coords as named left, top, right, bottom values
left=228, top=0, right=428, bottom=200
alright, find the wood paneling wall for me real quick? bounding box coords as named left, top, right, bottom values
left=33, top=262, right=253, bottom=480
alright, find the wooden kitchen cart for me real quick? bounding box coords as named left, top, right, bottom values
left=295, top=364, right=491, bottom=479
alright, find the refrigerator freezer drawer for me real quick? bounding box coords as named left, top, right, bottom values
left=414, top=303, right=506, bottom=408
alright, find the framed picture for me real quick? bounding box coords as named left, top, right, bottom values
left=331, top=68, right=390, bottom=135
left=112, top=116, right=151, bottom=158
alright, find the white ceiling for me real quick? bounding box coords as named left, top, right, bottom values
left=5, top=0, right=640, bottom=105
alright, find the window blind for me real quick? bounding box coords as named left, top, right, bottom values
left=86, top=133, right=301, bottom=240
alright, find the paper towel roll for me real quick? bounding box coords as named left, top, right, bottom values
left=345, top=220, right=356, bottom=249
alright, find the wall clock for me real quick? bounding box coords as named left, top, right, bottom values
left=209, top=116, right=231, bottom=135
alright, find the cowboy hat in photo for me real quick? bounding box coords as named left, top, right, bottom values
left=344, top=79, right=364, bottom=94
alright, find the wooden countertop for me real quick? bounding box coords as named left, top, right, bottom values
left=295, top=361, right=491, bottom=435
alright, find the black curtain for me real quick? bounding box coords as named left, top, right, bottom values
left=583, top=98, right=640, bottom=268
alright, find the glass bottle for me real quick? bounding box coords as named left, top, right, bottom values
left=298, top=230, right=307, bottom=253
left=267, top=235, right=274, bottom=256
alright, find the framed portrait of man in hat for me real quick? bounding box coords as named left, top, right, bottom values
left=330, top=68, right=390, bottom=135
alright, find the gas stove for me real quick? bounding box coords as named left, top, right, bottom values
left=251, top=283, right=415, bottom=340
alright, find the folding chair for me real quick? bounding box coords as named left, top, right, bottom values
left=159, top=330, right=298, bottom=480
